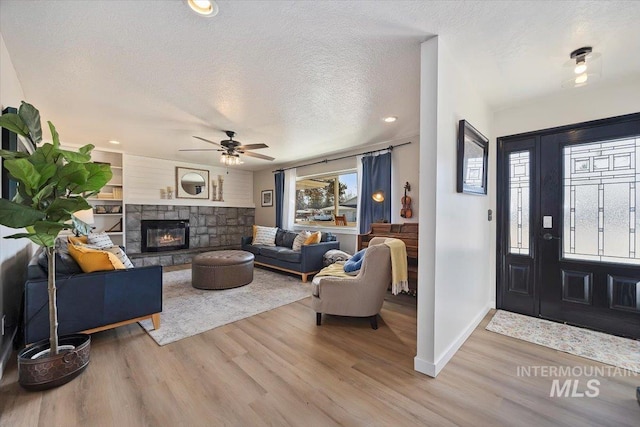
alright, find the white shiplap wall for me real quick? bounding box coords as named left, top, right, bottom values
left=124, top=154, right=254, bottom=207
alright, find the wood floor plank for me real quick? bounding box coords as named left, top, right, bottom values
left=2, top=266, right=638, bottom=426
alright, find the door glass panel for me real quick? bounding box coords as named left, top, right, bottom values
left=563, top=137, right=640, bottom=265
left=509, top=151, right=530, bottom=255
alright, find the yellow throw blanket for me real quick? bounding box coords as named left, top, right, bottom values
left=314, top=261, right=356, bottom=279
left=383, top=238, right=409, bottom=295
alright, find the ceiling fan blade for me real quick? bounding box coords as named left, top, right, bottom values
left=243, top=151, right=275, bottom=161
left=236, top=143, right=269, bottom=150
left=192, top=136, right=223, bottom=147
left=179, top=149, right=223, bottom=152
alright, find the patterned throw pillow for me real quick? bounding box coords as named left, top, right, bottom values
left=252, top=225, right=277, bottom=246
left=104, top=246, right=135, bottom=269
left=87, top=232, right=115, bottom=249
left=292, top=231, right=312, bottom=252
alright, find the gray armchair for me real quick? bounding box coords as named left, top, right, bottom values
left=311, top=239, right=392, bottom=329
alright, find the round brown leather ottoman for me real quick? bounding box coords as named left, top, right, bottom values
left=192, top=250, right=254, bottom=290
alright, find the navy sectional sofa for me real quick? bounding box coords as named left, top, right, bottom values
left=23, top=248, right=163, bottom=344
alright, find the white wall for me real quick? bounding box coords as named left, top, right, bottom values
left=494, top=77, right=640, bottom=137
left=415, top=36, right=493, bottom=377
left=0, top=32, right=33, bottom=379
left=124, top=154, right=254, bottom=208
left=252, top=137, right=419, bottom=254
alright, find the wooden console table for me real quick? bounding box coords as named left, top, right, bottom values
left=357, top=223, right=418, bottom=292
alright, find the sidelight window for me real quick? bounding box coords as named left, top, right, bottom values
left=508, top=151, right=530, bottom=255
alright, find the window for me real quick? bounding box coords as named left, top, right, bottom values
left=295, top=171, right=358, bottom=227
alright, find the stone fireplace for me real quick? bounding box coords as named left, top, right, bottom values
left=125, top=204, right=255, bottom=267
left=141, top=220, right=189, bottom=252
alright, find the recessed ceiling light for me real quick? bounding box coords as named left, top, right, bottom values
left=383, top=116, right=397, bottom=123
left=186, top=0, right=219, bottom=17
left=108, top=140, right=121, bottom=145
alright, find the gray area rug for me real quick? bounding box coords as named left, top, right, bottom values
left=486, top=310, right=640, bottom=373
left=139, top=268, right=311, bottom=346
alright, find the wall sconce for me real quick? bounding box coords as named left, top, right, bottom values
left=372, top=190, right=385, bottom=203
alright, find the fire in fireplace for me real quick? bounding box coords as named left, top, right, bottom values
left=141, top=220, right=189, bottom=252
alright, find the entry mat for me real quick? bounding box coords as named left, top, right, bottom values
left=486, top=310, right=640, bottom=373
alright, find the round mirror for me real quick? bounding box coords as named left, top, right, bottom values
left=180, top=172, right=206, bottom=195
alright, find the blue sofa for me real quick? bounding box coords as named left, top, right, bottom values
left=24, top=248, right=163, bottom=344
left=241, top=229, right=340, bottom=282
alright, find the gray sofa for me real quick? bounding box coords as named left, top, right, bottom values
left=241, top=228, right=340, bottom=282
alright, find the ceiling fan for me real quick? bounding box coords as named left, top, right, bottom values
left=179, top=130, right=275, bottom=163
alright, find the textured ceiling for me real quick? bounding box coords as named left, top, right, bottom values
left=1, top=1, right=639, bottom=170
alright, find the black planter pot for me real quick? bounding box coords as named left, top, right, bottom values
left=18, top=334, right=91, bottom=391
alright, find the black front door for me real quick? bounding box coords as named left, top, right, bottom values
left=498, top=113, right=640, bottom=339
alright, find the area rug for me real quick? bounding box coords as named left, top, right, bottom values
left=486, top=310, right=640, bottom=373
left=139, top=268, right=311, bottom=346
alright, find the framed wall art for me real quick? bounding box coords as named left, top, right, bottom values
left=457, top=119, right=489, bottom=195
left=261, top=189, right=273, bottom=207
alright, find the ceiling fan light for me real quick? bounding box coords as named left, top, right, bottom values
left=186, top=0, right=219, bottom=17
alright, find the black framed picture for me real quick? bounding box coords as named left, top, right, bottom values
left=261, top=189, right=273, bottom=207
left=2, top=106, right=36, bottom=200
left=457, top=119, right=489, bottom=195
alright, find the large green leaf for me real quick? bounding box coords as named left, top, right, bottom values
left=6, top=230, right=55, bottom=247
left=72, top=163, right=112, bottom=193
left=57, top=162, right=89, bottom=189
left=48, top=121, right=60, bottom=149
left=58, top=149, right=90, bottom=163
left=0, top=199, right=45, bottom=228
left=78, top=144, right=94, bottom=155
left=0, top=113, right=29, bottom=137
left=29, top=143, right=58, bottom=167
left=4, top=158, right=41, bottom=195
left=33, top=182, right=55, bottom=205
left=0, top=149, right=29, bottom=160
left=18, top=102, right=42, bottom=144
left=36, top=163, right=58, bottom=188
left=46, top=197, right=90, bottom=222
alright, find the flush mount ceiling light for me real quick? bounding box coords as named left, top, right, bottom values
left=108, top=140, right=120, bottom=145
left=383, top=116, right=397, bottom=123
left=186, top=0, right=219, bottom=17
left=562, top=46, right=602, bottom=88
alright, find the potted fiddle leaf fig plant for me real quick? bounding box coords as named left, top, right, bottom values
left=0, top=102, right=112, bottom=390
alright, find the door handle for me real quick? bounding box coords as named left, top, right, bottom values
left=542, top=233, right=560, bottom=240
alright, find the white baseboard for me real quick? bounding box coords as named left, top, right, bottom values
left=414, top=303, right=492, bottom=378
left=0, top=328, right=17, bottom=382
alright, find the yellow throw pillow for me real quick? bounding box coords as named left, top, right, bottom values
left=68, top=235, right=88, bottom=245
left=68, top=243, right=126, bottom=273
left=303, top=231, right=322, bottom=246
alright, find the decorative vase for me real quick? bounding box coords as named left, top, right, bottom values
left=18, top=333, right=91, bottom=391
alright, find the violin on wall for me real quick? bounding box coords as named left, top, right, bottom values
left=400, top=182, right=412, bottom=218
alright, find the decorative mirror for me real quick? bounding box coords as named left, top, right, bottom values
left=176, top=167, right=209, bottom=199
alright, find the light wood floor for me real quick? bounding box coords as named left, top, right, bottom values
left=1, top=269, right=638, bottom=426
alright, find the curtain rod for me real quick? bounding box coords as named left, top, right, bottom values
left=272, top=141, right=412, bottom=173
